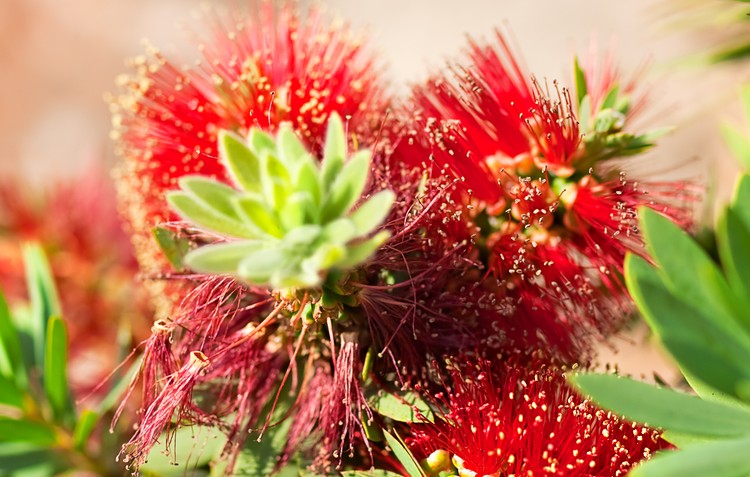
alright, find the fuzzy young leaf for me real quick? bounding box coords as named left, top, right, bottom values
left=168, top=192, right=258, bottom=239
left=322, top=149, right=371, bottom=222
left=570, top=374, right=750, bottom=438
left=233, top=195, right=283, bottom=238
left=321, top=112, right=347, bottom=190
left=333, top=231, right=390, bottom=270
left=179, top=176, right=241, bottom=218
left=277, top=124, right=309, bottom=170
left=219, top=130, right=263, bottom=194
left=350, top=190, right=396, bottom=236
left=186, top=241, right=267, bottom=275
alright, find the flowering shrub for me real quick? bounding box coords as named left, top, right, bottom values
left=0, top=2, right=728, bottom=477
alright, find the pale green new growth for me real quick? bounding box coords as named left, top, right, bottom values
left=167, top=113, right=395, bottom=290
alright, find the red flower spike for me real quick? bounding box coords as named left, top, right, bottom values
left=110, top=1, right=388, bottom=303
left=408, top=358, right=668, bottom=477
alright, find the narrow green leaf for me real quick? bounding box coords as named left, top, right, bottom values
left=601, top=86, right=620, bottom=111
left=350, top=190, right=396, bottom=236
left=625, top=254, right=750, bottom=397
left=334, top=231, right=390, bottom=270
left=185, top=241, right=265, bottom=275
left=233, top=195, right=283, bottom=238
left=72, top=410, right=98, bottom=451
left=578, top=95, right=592, bottom=132
left=295, top=159, right=322, bottom=209
left=741, top=84, right=750, bottom=125
left=570, top=374, right=750, bottom=438
left=23, top=243, right=61, bottom=370
left=277, top=124, right=309, bottom=170
left=0, top=290, right=25, bottom=387
left=97, top=356, right=142, bottom=414
left=321, top=113, right=346, bottom=190
left=341, top=471, right=402, bottom=477
left=168, top=192, right=257, bottom=239
left=0, top=443, right=61, bottom=473
left=232, top=419, right=292, bottom=476
left=140, top=426, right=227, bottom=475
left=717, top=207, right=750, bottom=300
left=640, top=207, right=748, bottom=332
left=44, top=316, right=74, bottom=425
left=720, top=124, right=750, bottom=170
left=219, top=130, right=263, bottom=193
left=0, top=373, right=23, bottom=409
left=178, top=176, right=241, bottom=219
left=0, top=419, right=57, bottom=445
left=152, top=226, right=192, bottom=270
left=369, top=390, right=434, bottom=423
left=322, top=149, right=371, bottom=223
left=731, top=174, right=750, bottom=234
left=573, top=56, right=587, bottom=106
left=382, top=430, right=425, bottom=477
left=630, top=435, right=750, bottom=477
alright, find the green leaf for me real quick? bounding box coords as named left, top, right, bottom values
left=625, top=254, right=750, bottom=397
left=179, top=176, right=241, bottom=219
left=350, top=190, right=396, bottom=236
left=72, top=410, right=98, bottom=451
left=237, top=247, right=290, bottom=285
left=219, top=130, right=263, bottom=193
left=168, top=192, right=257, bottom=239
left=322, top=149, right=372, bottom=223
left=185, top=241, right=266, bottom=275
left=333, top=231, right=390, bottom=270
left=717, top=207, right=750, bottom=301
left=279, top=192, right=314, bottom=231
left=570, top=373, right=750, bottom=438
left=741, top=84, right=750, bottom=125
left=369, top=390, right=434, bottom=423
left=232, top=419, right=293, bottom=476
left=295, top=159, right=322, bottom=209
left=573, top=56, right=587, bottom=106
left=140, top=425, right=227, bottom=475
left=578, top=95, right=591, bottom=132
left=640, top=207, right=748, bottom=332
left=0, top=290, right=25, bottom=387
left=233, top=195, right=283, bottom=238
left=23, top=243, right=61, bottom=370
left=731, top=174, right=750, bottom=235
left=44, top=316, right=74, bottom=425
left=0, top=419, right=57, bottom=445
left=660, top=429, right=711, bottom=448
left=341, top=471, right=403, bottom=477
left=601, top=86, right=620, bottom=111
left=382, top=430, right=425, bottom=477
left=153, top=226, right=192, bottom=270
left=248, top=129, right=277, bottom=157
left=630, top=435, right=750, bottom=477
left=321, top=112, right=346, bottom=190
left=277, top=124, right=309, bottom=170
left=0, top=443, right=61, bottom=474
left=0, top=373, right=23, bottom=409
left=720, top=124, right=750, bottom=170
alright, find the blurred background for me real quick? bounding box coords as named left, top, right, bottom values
left=0, top=0, right=748, bottom=380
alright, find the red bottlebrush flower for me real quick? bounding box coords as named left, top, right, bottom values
left=109, top=1, right=388, bottom=305
left=407, top=357, right=668, bottom=477
left=390, top=30, right=697, bottom=362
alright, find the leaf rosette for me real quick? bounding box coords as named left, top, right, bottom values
left=168, top=113, right=395, bottom=290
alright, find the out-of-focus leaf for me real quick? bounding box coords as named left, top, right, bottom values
left=570, top=374, right=750, bottom=438
left=573, top=56, right=587, bottom=106
left=0, top=373, right=23, bottom=409
left=341, top=471, right=403, bottom=477
left=72, top=410, right=98, bottom=451
left=640, top=208, right=749, bottom=332
left=720, top=124, right=750, bottom=171
left=630, top=435, right=750, bottom=477
left=0, top=290, right=25, bottom=388
left=232, top=419, right=293, bottom=476
left=0, top=419, right=58, bottom=445
left=369, top=390, right=434, bottom=423
left=153, top=226, right=192, bottom=270
left=625, top=254, right=750, bottom=397
left=43, top=316, right=74, bottom=425
left=0, top=443, right=61, bottom=473
left=140, top=426, right=226, bottom=475
left=22, top=243, right=61, bottom=370
left=382, top=430, right=425, bottom=477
